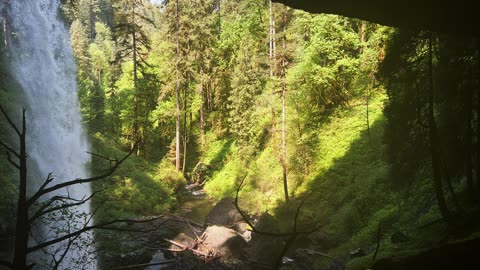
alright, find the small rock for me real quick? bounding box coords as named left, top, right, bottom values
left=349, top=248, right=366, bottom=258
left=282, top=256, right=295, bottom=264
left=241, top=230, right=252, bottom=242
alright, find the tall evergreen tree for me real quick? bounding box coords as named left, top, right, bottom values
left=112, top=0, right=154, bottom=154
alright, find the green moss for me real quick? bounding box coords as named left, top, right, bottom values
left=90, top=133, right=182, bottom=222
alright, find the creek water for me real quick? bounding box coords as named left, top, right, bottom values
left=143, top=188, right=213, bottom=270
left=6, top=0, right=94, bottom=268
left=178, top=192, right=214, bottom=224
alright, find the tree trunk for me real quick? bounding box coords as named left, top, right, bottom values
left=427, top=33, right=452, bottom=226
left=12, top=110, right=28, bottom=270
left=132, top=3, right=139, bottom=155
left=281, top=12, right=288, bottom=203
left=281, top=73, right=288, bottom=202
left=366, top=86, right=371, bottom=142
left=477, top=40, right=480, bottom=197
left=466, top=66, right=474, bottom=202
left=182, top=73, right=189, bottom=174
left=359, top=21, right=366, bottom=53
left=89, top=3, right=96, bottom=41
left=269, top=1, right=275, bottom=77
left=175, top=0, right=181, bottom=171
left=199, top=66, right=205, bottom=146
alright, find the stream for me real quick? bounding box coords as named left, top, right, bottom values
left=143, top=186, right=213, bottom=270
left=177, top=188, right=214, bottom=224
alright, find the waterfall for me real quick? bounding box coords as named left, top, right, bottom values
left=6, top=0, right=95, bottom=268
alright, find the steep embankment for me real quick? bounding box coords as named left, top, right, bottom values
left=89, top=133, right=185, bottom=222
left=197, top=90, right=389, bottom=265
left=198, top=89, right=466, bottom=269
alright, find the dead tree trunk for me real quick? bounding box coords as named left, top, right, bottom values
left=12, top=109, right=28, bottom=270
left=476, top=40, right=480, bottom=198
left=466, top=65, right=474, bottom=202
left=175, top=0, right=181, bottom=171
left=281, top=15, right=288, bottom=203
left=269, top=0, right=276, bottom=77
left=0, top=107, right=145, bottom=269
left=427, top=33, right=453, bottom=227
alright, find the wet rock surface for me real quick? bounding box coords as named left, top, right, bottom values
left=248, top=213, right=285, bottom=267
left=205, top=198, right=243, bottom=227
left=96, top=199, right=319, bottom=270
left=203, top=225, right=247, bottom=261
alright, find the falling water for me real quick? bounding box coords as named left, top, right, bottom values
left=6, top=0, right=94, bottom=268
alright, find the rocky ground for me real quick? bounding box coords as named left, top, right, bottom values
left=96, top=197, right=480, bottom=270
left=95, top=197, right=323, bottom=270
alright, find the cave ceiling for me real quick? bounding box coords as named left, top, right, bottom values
left=273, top=0, right=479, bottom=36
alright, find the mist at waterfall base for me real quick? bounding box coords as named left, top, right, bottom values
left=7, top=0, right=95, bottom=269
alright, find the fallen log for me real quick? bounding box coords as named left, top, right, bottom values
left=304, top=249, right=337, bottom=260
left=111, top=259, right=176, bottom=269
left=163, top=238, right=217, bottom=260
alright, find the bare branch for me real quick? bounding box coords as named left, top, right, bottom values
left=6, top=151, right=20, bottom=169
left=231, top=186, right=323, bottom=237
left=29, top=188, right=106, bottom=223
left=0, top=140, right=20, bottom=158
left=53, top=220, right=86, bottom=269
left=293, top=192, right=312, bottom=232
left=28, top=215, right=165, bottom=253
left=31, top=173, right=55, bottom=201
left=28, top=142, right=138, bottom=206
left=86, top=151, right=117, bottom=163
left=234, top=174, right=248, bottom=206
left=304, top=249, right=337, bottom=260
left=29, top=195, right=65, bottom=223
left=0, top=105, right=22, bottom=136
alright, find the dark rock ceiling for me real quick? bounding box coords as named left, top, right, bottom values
left=273, top=0, right=479, bottom=36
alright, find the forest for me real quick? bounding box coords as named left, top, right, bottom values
left=1, top=0, right=480, bottom=269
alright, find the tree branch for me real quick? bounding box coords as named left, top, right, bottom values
left=28, top=142, right=138, bottom=206
left=6, top=151, right=20, bottom=169
left=29, top=188, right=105, bottom=223
left=86, top=151, right=117, bottom=163
left=0, top=140, right=20, bottom=158
left=0, top=105, right=21, bottom=136
left=30, top=173, right=55, bottom=204
left=293, top=192, right=312, bottom=232
left=231, top=181, right=324, bottom=237
left=28, top=215, right=165, bottom=253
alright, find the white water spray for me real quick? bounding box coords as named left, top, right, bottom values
left=7, top=0, right=94, bottom=268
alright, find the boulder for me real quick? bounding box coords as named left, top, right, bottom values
left=202, top=225, right=247, bottom=261
left=248, top=213, right=284, bottom=266
left=205, top=198, right=243, bottom=227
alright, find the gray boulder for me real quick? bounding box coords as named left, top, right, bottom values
left=203, top=225, right=247, bottom=261
left=205, top=198, right=243, bottom=227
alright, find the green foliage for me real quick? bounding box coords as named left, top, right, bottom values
left=288, top=13, right=361, bottom=120
left=0, top=48, right=25, bottom=228
left=57, top=1, right=480, bottom=267
left=90, top=134, right=183, bottom=222
left=204, top=155, right=241, bottom=199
